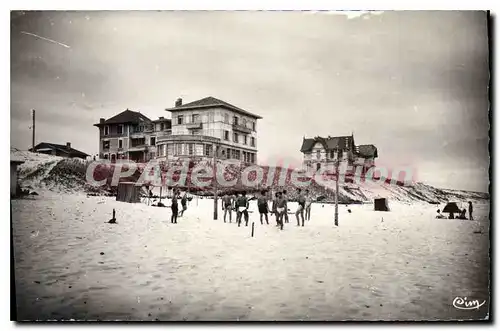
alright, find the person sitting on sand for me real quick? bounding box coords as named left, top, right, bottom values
left=436, top=209, right=445, bottom=219
left=458, top=209, right=467, bottom=220
left=236, top=191, right=250, bottom=227
left=257, top=190, right=269, bottom=225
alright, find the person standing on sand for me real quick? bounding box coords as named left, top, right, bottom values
left=468, top=201, right=474, bottom=220
left=223, top=193, right=233, bottom=223
left=236, top=191, right=250, bottom=227
left=171, top=189, right=180, bottom=224
left=276, top=192, right=287, bottom=230
left=257, top=190, right=269, bottom=225
left=178, top=190, right=188, bottom=217
left=295, top=188, right=306, bottom=227
left=282, top=190, right=289, bottom=223
left=271, top=192, right=279, bottom=226
left=305, top=189, right=312, bottom=221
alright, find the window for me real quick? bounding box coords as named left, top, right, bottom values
left=205, top=144, right=212, bottom=156
left=338, top=150, right=343, bottom=159
left=251, top=137, right=255, bottom=147
left=117, top=125, right=123, bottom=135
left=316, top=150, right=321, bottom=160
left=118, top=139, right=123, bottom=149
left=176, top=144, right=182, bottom=155
left=242, top=118, right=247, bottom=128
left=224, top=130, right=229, bottom=140
left=192, top=114, right=199, bottom=123
left=224, top=113, right=229, bottom=123
left=160, top=123, right=165, bottom=131
left=233, top=116, right=239, bottom=125
left=330, top=151, right=334, bottom=159
left=150, top=137, right=156, bottom=146
left=102, top=140, right=110, bottom=149
left=104, top=126, right=109, bottom=136
left=104, top=153, right=109, bottom=160
left=177, top=115, right=183, bottom=125
left=252, top=122, right=256, bottom=131
left=244, top=135, right=248, bottom=145
left=188, top=143, right=194, bottom=155
left=233, top=133, right=239, bottom=143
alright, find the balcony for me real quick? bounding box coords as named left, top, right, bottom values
left=156, top=134, right=221, bottom=144
left=232, top=124, right=252, bottom=134
left=128, top=145, right=148, bottom=152
left=186, top=122, right=203, bottom=130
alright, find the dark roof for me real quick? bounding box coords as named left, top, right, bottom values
left=30, top=142, right=89, bottom=157
left=94, top=109, right=151, bottom=126
left=152, top=117, right=172, bottom=123
left=300, top=138, right=316, bottom=153
left=356, top=144, right=378, bottom=158
left=165, top=96, right=262, bottom=119
left=300, top=136, right=354, bottom=152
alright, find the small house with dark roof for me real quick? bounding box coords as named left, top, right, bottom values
left=30, top=142, right=89, bottom=159
left=158, top=96, right=262, bottom=164
left=300, top=134, right=377, bottom=172
left=94, top=109, right=172, bottom=162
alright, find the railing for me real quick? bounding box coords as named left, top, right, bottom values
left=128, top=145, right=148, bottom=152
left=155, top=134, right=221, bottom=144
left=186, top=122, right=203, bottom=130
left=232, top=124, right=252, bottom=134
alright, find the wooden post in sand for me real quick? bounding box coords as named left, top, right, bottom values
left=251, top=222, right=255, bottom=237
left=213, top=142, right=218, bottom=220
left=334, top=153, right=339, bottom=227
left=159, top=186, right=162, bottom=204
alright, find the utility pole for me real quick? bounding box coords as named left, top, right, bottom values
left=213, top=142, right=218, bottom=220
left=31, top=109, right=35, bottom=151
left=334, top=148, right=339, bottom=226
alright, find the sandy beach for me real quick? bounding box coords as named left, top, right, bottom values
left=11, top=191, right=490, bottom=321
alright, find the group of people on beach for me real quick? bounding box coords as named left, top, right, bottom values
left=221, top=188, right=313, bottom=230
left=436, top=201, right=474, bottom=220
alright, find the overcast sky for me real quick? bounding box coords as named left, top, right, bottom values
left=10, top=11, right=490, bottom=192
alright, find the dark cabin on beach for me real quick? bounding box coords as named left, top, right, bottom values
left=30, top=142, right=89, bottom=159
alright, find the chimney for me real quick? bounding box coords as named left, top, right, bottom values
left=159, top=116, right=164, bottom=120
left=175, top=98, right=182, bottom=107
left=100, top=118, right=105, bottom=124
left=66, top=142, right=71, bottom=149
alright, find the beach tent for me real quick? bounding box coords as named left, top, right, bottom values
left=442, top=202, right=461, bottom=214
left=374, top=198, right=389, bottom=211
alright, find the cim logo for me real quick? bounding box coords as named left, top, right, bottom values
left=452, top=297, right=486, bottom=310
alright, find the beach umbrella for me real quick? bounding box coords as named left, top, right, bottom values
left=442, top=202, right=461, bottom=214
